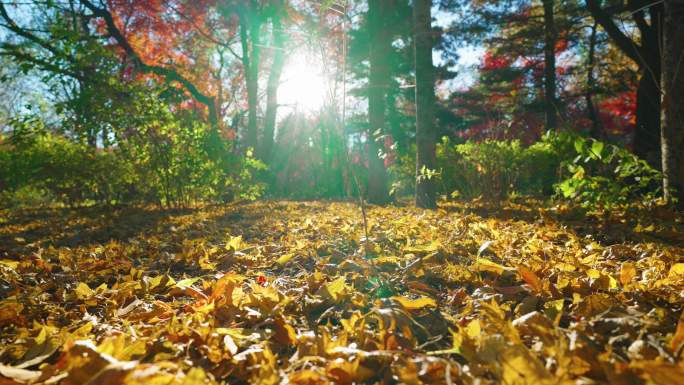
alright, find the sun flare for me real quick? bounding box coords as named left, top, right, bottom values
left=278, top=52, right=329, bottom=111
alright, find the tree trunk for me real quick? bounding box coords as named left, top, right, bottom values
left=635, top=58, right=661, bottom=168
left=542, top=0, right=558, bottom=130
left=585, top=0, right=663, bottom=169
left=661, top=0, right=684, bottom=208
left=367, top=0, right=390, bottom=205
left=586, top=21, right=602, bottom=138
left=261, top=8, right=286, bottom=162
left=239, top=12, right=260, bottom=151
left=413, top=0, right=437, bottom=209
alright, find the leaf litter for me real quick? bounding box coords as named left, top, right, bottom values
left=0, top=200, right=683, bottom=384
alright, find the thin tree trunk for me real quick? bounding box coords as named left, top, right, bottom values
left=261, top=8, right=286, bottom=162
left=542, top=0, right=558, bottom=130
left=367, top=0, right=390, bottom=205
left=661, top=0, right=684, bottom=208
left=414, top=0, right=437, bottom=209
left=586, top=21, right=602, bottom=138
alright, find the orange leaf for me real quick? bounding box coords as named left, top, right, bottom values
left=671, top=310, right=684, bottom=354
left=518, top=266, right=542, bottom=292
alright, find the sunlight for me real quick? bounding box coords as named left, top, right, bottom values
left=278, top=51, right=329, bottom=111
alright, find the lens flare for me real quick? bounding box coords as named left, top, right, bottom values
left=278, top=52, right=328, bottom=111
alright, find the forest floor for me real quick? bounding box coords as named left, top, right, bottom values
left=1, top=200, right=684, bottom=385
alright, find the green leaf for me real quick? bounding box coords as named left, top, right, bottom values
left=590, top=141, right=604, bottom=159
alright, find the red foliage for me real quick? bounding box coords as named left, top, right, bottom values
left=598, top=91, right=636, bottom=135
left=102, top=0, right=222, bottom=99
left=481, top=51, right=514, bottom=71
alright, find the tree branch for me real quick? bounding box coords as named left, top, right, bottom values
left=78, top=0, right=218, bottom=126
left=0, top=2, right=69, bottom=60
left=586, top=0, right=642, bottom=63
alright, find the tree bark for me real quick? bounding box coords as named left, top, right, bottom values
left=542, top=0, right=558, bottom=130
left=635, top=57, right=661, bottom=167
left=586, top=0, right=662, bottom=168
left=239, top=9, right=261, bottom=151
left=661, top=0, right=684, bottom=208
left=261, top=7, right=286, bottom=162
left=413, top=0, right=437, bottom=209
left=585, top=21, right=602, bottom=138
left=367, top=0, right=390, bottom=205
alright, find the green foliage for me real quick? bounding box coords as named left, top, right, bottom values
left=389, top=132, right=662, bottom=208
left=0, top=111, right=264, bottom=208
left=1, top=116, right=133, bottom=206
left=556, top=136, right=663, bottom=209
left=390, top=134, right=570, bottom=201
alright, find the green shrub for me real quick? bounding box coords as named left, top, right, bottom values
left=555, top=136, right=663, bottom=209
left=390, top=132, right=579, bottom=201
left=0, top=114, right=264, bottom=208
left=0, top=186, right=53, bottom=208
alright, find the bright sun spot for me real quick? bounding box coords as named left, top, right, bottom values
left=279, top=51, right=329, bottom=111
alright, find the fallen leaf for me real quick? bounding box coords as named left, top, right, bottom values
left=391, top=296, right=437, bottom=310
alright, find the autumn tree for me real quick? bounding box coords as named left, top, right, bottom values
left=661, top=0, right=684, bottom=208
left=441, top=1, right=586, bottom=140
left=414, top=0, right=437, bottom=208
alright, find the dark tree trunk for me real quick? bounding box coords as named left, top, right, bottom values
left=542, top=0, right=558, bottom=130
left=586, top=0, right=663, bottom=169
left=634, top=2, right=663, bottom=168
left=366, top=0, right=390, bottom=205
left=261, top=8, right=286, bottom=162
left=239, top=12, right=261, bottom=151
left=635, top=58, right=662, bottom=168
left=661, top=0, right=684, bottom=208
left=586, top=22, right=602, bottom=138
left=413, top=0, right=437, bottom=209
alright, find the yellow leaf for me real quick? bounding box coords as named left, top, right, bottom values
left=668, top=263, right=684, bottom=278
left=576, top=294, right=612, bottom=318
left=464, top=319, right=481, bottom=339
left=182, top=368, right=208, bottom=385
left=391, top=296, right=437, bottom=310
left=273, top=317, right=297, bottom=347
left=475, top=258, right=510, bottom=275
left=75, top=282, right=94, bottom=300
left=319, top=276, right=349, bottom=303
left=276, top=253, right=295, bottom=266
left=498, top=343, right=555, bottom=385
left=0, top=260, right=19, bottom=270
left=147, top=275, right=176, bottom=292
left=226, top=235, right=243, bottom=250
left=175, top=277, right=201, bottom=289
left=403, top=240, right=441, bottom=254
left=620, top=262, right=637, bottom=287
left=586, top=269, right=601, bottom=279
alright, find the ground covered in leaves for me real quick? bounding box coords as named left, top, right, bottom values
left=1, top=200, right=684, bottom=385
